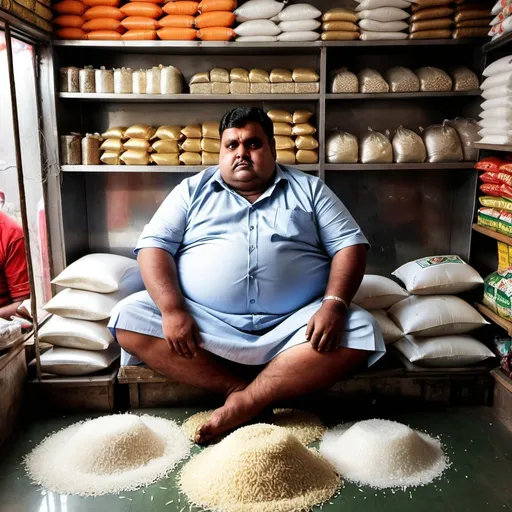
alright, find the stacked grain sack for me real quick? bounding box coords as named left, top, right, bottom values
left=388, top=256, right=494, bottom=368
left=321, top=8, right=359, bottom=41
left=119, top=0, right=162, bottom=40
left=81, top=0, right=126, bottom=40
left=453, top=1, right=491, bottom=39
left=274, top=3, right=322, bottom=42
left=356, top=0, right=410, bottom=41
left=233, top=0, right=284, bottom=42
left=158, top=0, right=198, bottom=41
left=5, top=0, right=53, bottom=33
left=268, top=109, right=318, bottom=164
left=40, top=254, right=144, bottom=376
left=201, top=121, right=221, bottom=165
left=408, top=0, right=453, bottom=39
left=479, top=55, right=512, bottom=144
left=179, top=124, right=203, bottom=165
left=53, top=0, right=89, bottom=39
left=490, top=0, right=512, bottom=42
left=194, top=0, right=236, bottom=42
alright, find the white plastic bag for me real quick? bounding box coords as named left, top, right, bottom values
left=483, top=54, right=512, bottom=77
left=392, top=127, right=426, bottom=163
left=482, top=84, right=512, bottom=99
left=481, top=70, right=512, bottom=90
left=358, top=19, right=408, bottom=31
left=357, top=7, right=409, bottom=21
left=326, top=131, right=359, bottom=163
left=392, top=255, right=483, bottom=295
left=479, top=127, right=512, bottom=137
left=479, top=118, right=512, bottom=129
left=370, top=310, right=404, bottom=344
left=480, top=107, right=512, bottom=121
left=236, top=35, right=278, bottom=41
left=360, top=30, right=408, bottom=40
left=356, top=0, right=410, bottom=11
left=234, top=0, right=284, bottom=22
left=492, top=0, right=512, bottom=15
left=353, top=274, right=409, bottom=309
left=393, top=335, right=494, bottom=367
left=278, top=19, right=321, bottom=31
left=278, top=3, right=322, bottom=21
left=234, top=19, right=281, bottom=36
left=489, top=16, right=512, bottom=37
left=388, top=295, right=489, bottom=337
left=277, top=31, right=319, bottom=41
left=480, top=135, right=512, bottom=144
left=360, top=128, right=392, bottom=163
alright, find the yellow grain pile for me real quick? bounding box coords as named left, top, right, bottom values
left=179, top=424, right=340, bottom=512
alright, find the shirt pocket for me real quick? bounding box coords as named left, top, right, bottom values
left=273, top=207, right=317, bottom=242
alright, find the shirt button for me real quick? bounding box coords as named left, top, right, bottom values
left=250, top=245, right=255, bottom=251
left=249, top=275, right=254, bottom=280
left=250, top=226, right=254, bottom=230
left=250, top=299, right=255, bottom=304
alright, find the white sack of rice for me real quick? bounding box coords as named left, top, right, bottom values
left=320, top=419, right=448, bottom=489
left=179, top=423, right=340, bottom=512
left=24, top=414, right=191, bottom=496
left=182, top=408, right=325, bottom=445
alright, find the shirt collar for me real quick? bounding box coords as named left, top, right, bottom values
left=211, top=164, right=288, bottom=192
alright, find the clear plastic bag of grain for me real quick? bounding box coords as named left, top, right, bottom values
left=60, top=66, right=80, bottom=93
left=358, top=69, right=389, bottom=94
left=113, top=67, right=133, bottom=94
left=449, top=67, right=479, bottom=92
left=60, top=134, right=82, bottom=165
left=360, top=128, right=393, bottom=163
left=133, top=70, right=147, bottom=94
left=422, top=124, right=463, bottom=163
left=79, top=66, right=95, bottom=93
left=415, top=67, right=452, bottom=92
left=161, top=66, right=184, bottom=94
left=81, top=134, right=103, bottom=165
left=330, top=68, right=358, bottom=93
left=392, top=127, right=426, bottom=163
left=444, top=118, right=479, bottom=161
left=95, top=67, right=114, bottom=93
left=326, top=131, right=358, bottom=163
left=384, top=67, right=420, bottom=93
left=147, top=65, right=163, bottom=94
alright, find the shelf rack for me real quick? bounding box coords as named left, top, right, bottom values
left=483, top=32, right=512, bottom=53
left=476, top=303, right=512, bottom=336
left=60, top=164, right=320, bottom=173
left=326, top=91, right=481, bottom=100
left=59, top=93, right=320, bottom=102
left=472, top=224, right=512, bottom=245
left=473, top=142, right=512, bottom=153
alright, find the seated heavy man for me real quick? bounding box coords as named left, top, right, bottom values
left=109, top=107, right=385, bottom=444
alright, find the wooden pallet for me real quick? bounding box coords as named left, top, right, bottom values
left=491, top=368, right=512, bottom=432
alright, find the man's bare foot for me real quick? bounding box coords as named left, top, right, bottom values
left=194, top=390, right=266, bottom=445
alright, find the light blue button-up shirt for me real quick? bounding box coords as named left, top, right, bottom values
left=135, top=164, right=368, bottom=334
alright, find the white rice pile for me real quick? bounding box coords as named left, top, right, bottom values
left=182, top=408, right=325, bottom=445
left=180, top=423, right=340, bottom=512
left=319, top=419, right=448, bottom=489
left=24, top=414, right=191, bottom=496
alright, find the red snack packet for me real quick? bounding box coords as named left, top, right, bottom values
left=476, top=157, right=506, bottom=172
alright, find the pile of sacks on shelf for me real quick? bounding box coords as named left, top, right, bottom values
left=479, top=55, right=512, bottom=145
left=476, top=156, right=512, bottom=231
left=233, top=1, right=321, bottom=42
left=97, top=122, right=221, bottom=165
left=327, top=118, right=479, bottom=164
left=490, top=0, right=512, bottom=41
left=354, top=256, right=494, bottom=368
left=320, top=8, right=359, bottom=41
left=267, top=109, right=318, bottom=164
left=330, top=65, right=479, bottom=93
left=355, top=0, right=410, bottom=41
left=6, top=0, right=53, bottom=33
left=37, top=254, right=144, bottom=376
left=452, top=1, right=491, bottom=39
left=189, top=67, right=319, bottom=94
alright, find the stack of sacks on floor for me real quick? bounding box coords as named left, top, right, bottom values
left=39, top=254, right=144, bottom=376
left=452, top=1, right=491, bottom=39
left=388, top=256, right=494, bottom=367
left=267, top=109, right=318, bottom=164
left=233, top=0, right=284, bottom=42
left=321, top=8, right=359, bottom=41
left=490, top=0, right=512, bottom=42
left=408, top=0, right=453, bottom=39
left=479, top=55, right=512, bottom=145
left=356, top=0, right=411, bottom=41
left=53, top=0, right=89, bottom=39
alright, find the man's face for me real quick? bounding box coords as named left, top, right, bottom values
left=219, top=122, right=277, bottom=190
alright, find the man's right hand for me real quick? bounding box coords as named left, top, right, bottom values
left=162, top=309, right=201, bottom=358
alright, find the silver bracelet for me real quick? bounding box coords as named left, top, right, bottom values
left=322, top=295, right=349, bottom=311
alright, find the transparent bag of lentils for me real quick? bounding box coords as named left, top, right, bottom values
left=422, top=123, right=463, bottom=163
left=79, top=66, right=95, bottom=93
left=59, top=66, right=80, bottom=93
left=161, top=66, right=184, bottom=94
left=415, top=67, right=452, bottom=92
left=60, top=134, right=82, bottom=165
left=81, top=134, right=103, bottom=165
left=330, top=68, right=359, bottom=93
left=384, top=67, right=420, bottom=93
left=449, top=66, right=479, bottom=91
left=114, top=68, right=133, bottom=94
left=326, top=131, right=358, bottom=163
left=392, top=126, right=426, bottom=163
left=444, top=118, right=480, bottom=161
left=360, top=128, right=393, bottom=163
left=358, top=69, right=389, bottom=94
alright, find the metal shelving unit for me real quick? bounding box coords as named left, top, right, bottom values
left=473, top=142, right=512, bottom=152
left=483, top=32, right=512, bottom=53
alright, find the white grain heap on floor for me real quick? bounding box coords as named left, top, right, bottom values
left=182, top=408, right=325, bottom=445
left=180, top=423, right=340, bottom=512
left=320, top=418, right=448, bottom=489
left=24, top=414, right=191, bottom=496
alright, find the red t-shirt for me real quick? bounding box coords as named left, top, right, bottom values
left=0, top=211, right=30, bottom=307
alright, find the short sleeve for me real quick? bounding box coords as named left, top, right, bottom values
left=313, top=181, right=369, bottom=258
left=5, top=236, right=30, bottom=301
left=135, top=181, right=190, bottom=257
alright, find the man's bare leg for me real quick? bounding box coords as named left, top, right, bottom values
left=195, top=342, right=368, bottom=444
left=116, top=329, right=248, bottom=397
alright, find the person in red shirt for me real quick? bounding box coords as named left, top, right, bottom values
left=0, top=201, right=30, bottom=320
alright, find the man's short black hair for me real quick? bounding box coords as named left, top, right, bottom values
left=219, top=107, right=274, bottom=142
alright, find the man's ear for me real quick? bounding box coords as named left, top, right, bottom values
left=270, top=137, right=277, bottom=160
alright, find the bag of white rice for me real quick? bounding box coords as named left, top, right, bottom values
left=353, top=274, right=409, bottom=309
left=326, top=131, right=358, bottom=163
left=38, top=315, right=113, bottom=350
left=393, top=335, right=495, bottom=367
left=483, top=268, right=512, bottom=320
left=392, top=255, right=483, bottom=295
left=388, top=296, right=489, bottom=337
left=234, top=20, right=281, bottom=37
left=52, top=253, right=139, bottom=293
left=482, top=55, right=512, bottom=77
left=370, top=310, right=403, bottom=343
left=234, top=0, right=284, bottom=23
left=278, top=4, right=322, bottom=21
left=357, top=7, right=409, bottom=21
left=360, top=128, right=393, bottom=163
left=33, top=344, right=120, bottom=376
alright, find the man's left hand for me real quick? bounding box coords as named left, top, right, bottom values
left=305, top=301, right=347, bottom=352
